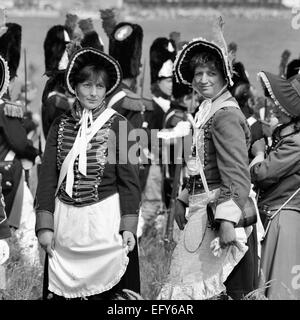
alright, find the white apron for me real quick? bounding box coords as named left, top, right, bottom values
left=48, top=193, right=129, bottom=298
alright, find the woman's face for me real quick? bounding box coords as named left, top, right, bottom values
left=76, top=74, right=107, bottom=110
left=193, top=64, right=226, bottom=99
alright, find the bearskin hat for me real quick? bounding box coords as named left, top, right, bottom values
left=81, top=31, right=104, bottom=51
left=64, top=13, right=79, bottom=40
left=100, top=8, right=118, bottom=38
left=150, top=37, right=176, bottom=85
left=44, top=25, right=70, bottom=76
left=0, top=23, right=22, bottom=80
left=286, top=59, right=300, bottom=79
left=79, top=18, right=104, bottom=51
left=172, top=81, right=192, bottom=100
left=109, top=22, right=143, bottom=79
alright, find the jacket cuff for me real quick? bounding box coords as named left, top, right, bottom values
left=119, top=214, right=138, bottom=235
left=215, top=199, right=242, bottom=225
left=249, top=152, right=264, bottom=168
left=35, top=210, right=54, bottom=235
left=176, top=188, right=189, bottom=207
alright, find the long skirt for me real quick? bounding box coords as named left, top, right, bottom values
left=260, top=209, right=300, bottom=300
left=42, top=193, right=140, bottom=299
left=158, top=190, right=256, bottom=300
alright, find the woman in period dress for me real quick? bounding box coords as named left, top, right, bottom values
left=251, top=72, right=300, bottom=300
left=35, top=47, right=141, bottom=300
left=159, top=22, right=259, bottom=300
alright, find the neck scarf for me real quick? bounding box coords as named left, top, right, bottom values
left=64, top=99, right=106, bottom=196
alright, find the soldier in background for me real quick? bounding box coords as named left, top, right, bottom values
left=140, top=37, right=176, bottom=232
left=107, top=22, right=145, bottom=126
left=0, top=51, right=41, bottom=266
left=228, top=41, right=250, bottom=94
left=162, top=81, right=192, bottom=209
left=41, top=24, right=73, bottom=140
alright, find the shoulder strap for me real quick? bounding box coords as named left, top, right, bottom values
left=107, top=90, right=127, bottom=109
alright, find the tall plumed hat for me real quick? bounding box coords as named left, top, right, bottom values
left=172, top=81, right=192, bottom=100
left=78, top=18, right=94, bottom=35
left=64, top=13, right=79, bottom=40
left=44, top=25, right=70, bottom=76
left=258, top=71, right=300, bottom=118
left=150, top=37, right=176, bottom=84
left=0, top=54, right=10, bottom=99
left=79, top=18, right=104, bottom=51
left=100, top=8, right=118, bottom=38
left=65, top=47, right=122, bottom=96
left=109, top=22, right=143, bottom=79
left=286, top=59, right=300, bottom=79
left=0, top=23, right=21, bottom=80
left=173, top=16, right=234, bottom=87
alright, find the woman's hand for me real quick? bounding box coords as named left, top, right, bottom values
left=122, top=231, right=135, bottom=252
left=218, top=220, right=236, bottom=249
left=251, top=138, right=266, bottom=157
left=175, top=200, right=187, bottom=230
left=38, top=229, right=55, bottom=257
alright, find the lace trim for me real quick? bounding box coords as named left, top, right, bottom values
left=158, top=243, right=248, bottom=300
left=48, top=251, right=129, bottom=299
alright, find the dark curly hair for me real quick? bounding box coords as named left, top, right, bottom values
left=189, top=51, right=223, bottom=75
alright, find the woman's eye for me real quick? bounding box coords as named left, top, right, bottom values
left=96, top=84, right=104, bottom=88
left=83, top=83, right=91, bottom=88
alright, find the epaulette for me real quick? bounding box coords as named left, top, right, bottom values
left=119, top=88, right=144, bottom=112
left=142, top=97, right=154, bottom=111
left=3, top=102, right=24, bottom=119
left=47, top=91, right=72, bottom=111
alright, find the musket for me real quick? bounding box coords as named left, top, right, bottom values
left=23, top=48, right=30, bottom=187
left=23, top=48, right=28, bottom=113
left=139, top=58, right=147, bottom=123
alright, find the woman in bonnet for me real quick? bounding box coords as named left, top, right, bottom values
left=35, top=47, right=141, bottom=300
left=159, top=18, right=258, bottom=300
left=251, top=71, right=300, bottom=300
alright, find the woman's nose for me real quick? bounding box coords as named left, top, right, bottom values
left=200, top=73, right=208, bottom=83
left=90, top=85, right=97, bottom=96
